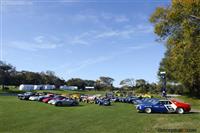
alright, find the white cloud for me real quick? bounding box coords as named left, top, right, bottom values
left=114, top=15, right=129, bottom=22
left=100, top=12, right=129, bottom=23
left=70, top=38, right=89, bottom=45
left=9, top=36, right=62, bottom=51
left=69, top=11, right=130, bottom=25
left=74, top=14, right=99, bottom=22
left=136, top=24, right=154, bottom=33
left=68, top=32, right=94, bottom=46
left=66, top=56, right=113, bottom=74
left=95, top=31, right=119, bottom=38
left=95, top=24, right=153, bottom=39
left=64, top=43, right=154, bottom=75
left=66, top=23, right=153, bottom=46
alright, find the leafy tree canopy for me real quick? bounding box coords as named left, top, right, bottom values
left=150, top=0, right=200, bottom=96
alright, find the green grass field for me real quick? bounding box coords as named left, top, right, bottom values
left=0, top=95, right=200, bottom=133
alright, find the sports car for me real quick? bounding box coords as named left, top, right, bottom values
left=136, top=99, right=191, bottom=114
left=54, top=98, right=79, bottom=106
left=42, top=95, right=55, bottom=103
left=96, top=98, right=111, bottom=106
left=48, top=96, right=66, bottom=104
left=18, top=92, right=35, bottom=100
left=29, top=93, right=45, bottom=101
left=38, top=94, right=54, bottom=102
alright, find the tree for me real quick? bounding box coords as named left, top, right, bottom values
left=150, top=0, right=200, bottom=96
left=135, top=79, right=146, bottom=88
left=84, top=80, right=95, bottom=87
left=135, top=79, right=150, bottom=93
left=0, top=61, right=16, bottom=90
left=95, top=77, right=114, bottom=91
left=99, top=76, right=114, bottom=86
left=120, top=78, right=135, bottom=90
left=66, top=78, right=86, bottom=90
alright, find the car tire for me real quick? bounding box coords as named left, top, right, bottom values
left=55, top=102, right=62, bottom=106
left=145, top=108, right=152, bottom=114
left=176, top=108, right=184, bottom=114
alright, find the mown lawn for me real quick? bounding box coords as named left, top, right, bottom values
left=0, top=96, right=200, bottom=133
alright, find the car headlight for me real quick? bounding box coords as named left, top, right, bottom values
left=136, top=105, right=142, bottom=109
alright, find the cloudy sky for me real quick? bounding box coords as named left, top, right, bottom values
left=1, top=0, right=170, bottom=86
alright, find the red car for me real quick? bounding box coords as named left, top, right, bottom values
left=171, top=99, right=191, bottom=113
left=42, top=95, right=55, bottom=103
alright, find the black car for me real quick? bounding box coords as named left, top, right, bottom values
left=18, top=92, right=35, bottom=100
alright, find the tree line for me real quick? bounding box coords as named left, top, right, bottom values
left=0, top=61, right=115, bottom=91
left=1, top=60, right=185, bottom=94
left=0, top=61, right=65, bottom=89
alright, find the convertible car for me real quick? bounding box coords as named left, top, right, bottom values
left=136, top=99, right=191, bottom=114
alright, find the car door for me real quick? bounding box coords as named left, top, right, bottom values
left=164, top=101, right=176, bottom=112
left=157, top=101, right=168, bottom=113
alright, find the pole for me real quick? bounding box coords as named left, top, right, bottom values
left=160, top=72, right=167, bottom=98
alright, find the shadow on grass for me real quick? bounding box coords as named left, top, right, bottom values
left=138, top=111, right=200, bottom=115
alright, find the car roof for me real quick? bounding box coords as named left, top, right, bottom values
left=159, top=100, right=170, bottom=101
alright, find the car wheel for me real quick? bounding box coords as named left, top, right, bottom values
left=176, top=108, right=184, bottom=114
left=145, top=108, right=152, bottom=114
left=55, top=102, right=62, bottom=106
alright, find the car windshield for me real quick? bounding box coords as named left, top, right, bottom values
left=156, top=100, right=172, bottom=105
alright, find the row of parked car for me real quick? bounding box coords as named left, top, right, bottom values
left=85, top=94, right=191, bottom=114
left=18, top=92, right=112, bottom=106
left=108, top=95, right=191, bottom=114
left=18, top=92, right=79, bottom=106
left=18, top=92, right=191, bottom=114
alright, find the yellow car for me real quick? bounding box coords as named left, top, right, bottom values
left=70, top=93, right=81, bottom=99
left=136, top=94, right=152, bottom=98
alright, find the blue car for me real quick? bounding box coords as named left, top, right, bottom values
left=134, top=98, right=159, bottom=105
left=96, top=98, right=111, bottom=106
left=136, top=100, right=177, bottom=113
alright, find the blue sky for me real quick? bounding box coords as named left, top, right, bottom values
left=1, top=0, right=170, bottom=86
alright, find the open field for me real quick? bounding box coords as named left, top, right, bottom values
left=0, top=95, right=200, bottom=133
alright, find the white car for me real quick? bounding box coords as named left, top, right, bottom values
left=48, top=99, right=60, bottom=105
left=29, top=93, right=47, bottom=101
left=47, top=96, right=66, bottom=105
left=29, top=95, right=40, bottom=101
